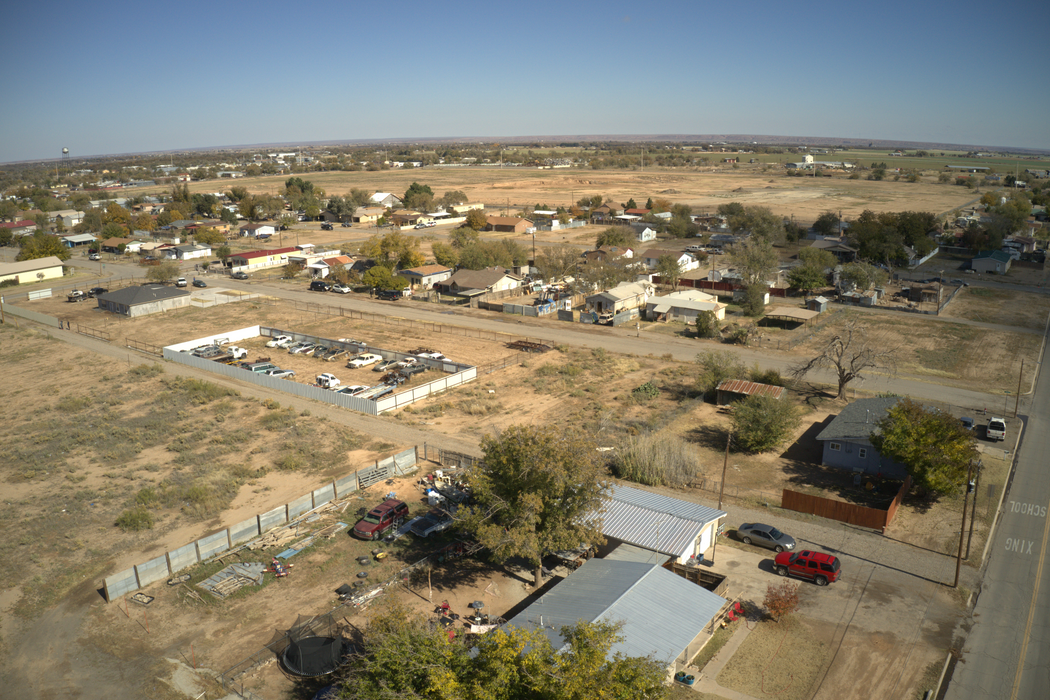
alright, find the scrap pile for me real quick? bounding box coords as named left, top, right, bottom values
left=506, top=340, right=552, bottom=353
left=198, top=562, right=267, bottom=599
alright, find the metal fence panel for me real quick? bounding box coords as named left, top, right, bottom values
left=2, top=303, right=61, bottom=328
left=229, top=516, right=260, bottom=545
left=393, top=448, right=417, bottom=475
left=312, top=483, right=335, bottom=508
left=104, top=568, right=140, bottom=601
left=258, top=505, right=287, bottom=533
left=167, top=543, right=199, bottom=573
left=334, top=473, right=358, bottom=497
left=287, top=493, right=313, bottom=519
left=196, top=530, right=231, bottom=560
left=135, top=554, right=171, bottom=587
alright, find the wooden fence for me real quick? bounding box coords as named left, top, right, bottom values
left=781, top=476, right=912, bottom=533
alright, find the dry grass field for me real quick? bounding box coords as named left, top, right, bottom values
left=158, top=166, right=981, bottom=221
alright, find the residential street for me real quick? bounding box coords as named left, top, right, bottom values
left=945, top=324, right=1050, bottom=698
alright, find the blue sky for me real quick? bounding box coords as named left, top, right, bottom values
left=3, top=0, right=1048, bottom=163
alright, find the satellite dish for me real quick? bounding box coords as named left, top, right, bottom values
left=62, top=147, right=69, bottom=154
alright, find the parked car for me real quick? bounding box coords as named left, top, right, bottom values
left=353, top=499, right=410, bottom=540
left=231, top=271, right=249, bottom=280
left=288, top=342, right=316, bottom=355
left=321, top=222, right=333, bottom=230
left=88, top=252, right=101, bottom=261
left=399, top=363, right=427, bottom=377
left=376, top=289, right=401, bottom=301
left=341, top=221, right=351, bottom=227
left=987, top=417, right=1007, bottom=442
left=265, top=368, right=296, bottom=378
left=373, top=359, right=400, bottom=372
left=410, top=510, right=454, bottom=538
left=347, top=353, right=383, bottom=368
left=414, top=222, right=428, bottom=229
left=266, top=335, right=293, bottom=348
left=244, top=362, right=277, bottom=373
left=176, top=277, right=188, bottom=287
left=87, top=287, right=108, bottom=298
left=338, top=385, right=369, bottom=396
left=67, top=290, right=87, bottom=302
left=773, top=550, right=841, bottom=586
left=330, top=283, right=352, bottom=294
left=192, top=279, right=207, bottom=288
left=737, top=523, right=796, bottom=553
left=316, top=373, right=340, bottom=389
left=225, top=346, right=248, bottom=360
left=416, top=351, right=448, bottom=361
left=309, top=280, right=332, bottom=292
left=960, top=417, right=974, bottom=431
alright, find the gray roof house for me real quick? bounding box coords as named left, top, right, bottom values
left=439, top=266, right=522, bottom=295
left=96, top=284, right=191, bottom=317
left=505, top=559, right=726, bottom=680
left=599, top=483, right=726, bottom=564
left=815, top=397, right=907, bottom=478
left=585, top=281, right=654, bottom=314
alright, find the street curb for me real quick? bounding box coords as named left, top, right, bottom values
left=932, top=649, right=954, bottom=700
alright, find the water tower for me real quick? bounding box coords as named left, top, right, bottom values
left=62, top=147, right=70, bottom=162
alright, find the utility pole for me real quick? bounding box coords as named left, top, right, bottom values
left=954, top=461, right=974, bottom=588
left=710, top=431, right=731, bottom=564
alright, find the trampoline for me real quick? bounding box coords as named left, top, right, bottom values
left=282, top=635, right=346, bottom=677
left=275, top=613, right=351, bottom=678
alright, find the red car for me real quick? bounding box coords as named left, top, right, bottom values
left=773, top=550, right=841, bottom=586
left=353, top=499, right=409, bottom=540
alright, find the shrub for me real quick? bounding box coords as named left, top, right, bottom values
left=695, top=350, right=746, bottom=396
left=731, top=395, right=801, bottom=453
left=115, top=506, right=154, bottom=532
left=748, top=365, right=785, bottom=387
left=631, top=381, right=659, bottom=402
left=0, top=279, right=19, bottom=288
left=764, top=581, right=800, bottom=623
left=611, top=433, right=701, bottom=487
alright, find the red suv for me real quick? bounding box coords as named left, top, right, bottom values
left=773, top=550, right=841, bottom=586
left=353, top=499, right=409, bottom=540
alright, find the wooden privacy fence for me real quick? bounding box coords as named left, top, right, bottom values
left=781, top=476, right=911, bottom=533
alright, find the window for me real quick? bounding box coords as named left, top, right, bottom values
left=830, top=442, right=841, bottom=452
left=858, top=448, right=867, bottom=459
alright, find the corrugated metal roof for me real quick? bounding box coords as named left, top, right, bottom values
left=505, top=559, right=725, bottom=665
left=604, top=542, right=669, bottom=564
left=716, top=379, right=785, bottom=399
left=601, top=484, right=725, bottom=557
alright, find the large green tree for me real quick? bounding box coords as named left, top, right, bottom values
left=462, top=424, right=608, bottom=589
left=16, top=232, right=71, bottom=261
left=362, top=265, right=409, bottom=291
left=595, top=227, right=633, bottom=249
left=871, top=398, right=978, bottom=497
left=464, top=208, right=488, bottom=230
left=535, top=242, right=582, bottom=285
left=338, top=602, right=667, bottom=700
left=727, top=237, right=778, bottom=316
left=656, top=254, right=684, bottom=291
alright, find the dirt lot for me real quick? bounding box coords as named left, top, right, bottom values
left=155, top=167, right=980, bottom=223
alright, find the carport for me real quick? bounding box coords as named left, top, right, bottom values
left=763, top=306, right=820, bottom=329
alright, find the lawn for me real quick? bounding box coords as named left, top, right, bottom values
left=717, top=617, right=828, bottom=700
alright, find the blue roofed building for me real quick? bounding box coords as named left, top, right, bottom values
left=815, top=397, right=908, bottom=478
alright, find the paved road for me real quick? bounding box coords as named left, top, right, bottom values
left=946, top=324, right=1050, bottom=699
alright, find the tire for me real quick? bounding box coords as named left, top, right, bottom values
left=776, top=566, right=788, bottom=577
left=815, top=575, right=828, bottom=586
left=774, top=545, right=784, bottom=553
left=742, top=537, right=752, bottom=546
left=371, top=531, right=379, bottom=541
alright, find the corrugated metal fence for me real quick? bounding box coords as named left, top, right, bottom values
left=102, top=446, right=421, bottom=601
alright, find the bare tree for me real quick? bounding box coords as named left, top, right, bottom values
left=791, top=321, right=896, bottom=399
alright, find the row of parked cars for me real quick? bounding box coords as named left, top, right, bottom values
left=736, top=522, right=841, bottom=586
left=308, top=280, right=404, bottom=301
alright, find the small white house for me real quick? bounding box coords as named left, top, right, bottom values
left=636, top=227, right=657, bottom=242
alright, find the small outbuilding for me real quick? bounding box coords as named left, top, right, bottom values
left=715, top=379, right=785, bottom=404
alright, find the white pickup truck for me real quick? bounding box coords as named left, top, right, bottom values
left=316, top=373, right=341, bottom=389
left=987, top=418, right=1006, bottom=442
left=347, top=353, right=382, bottom=369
